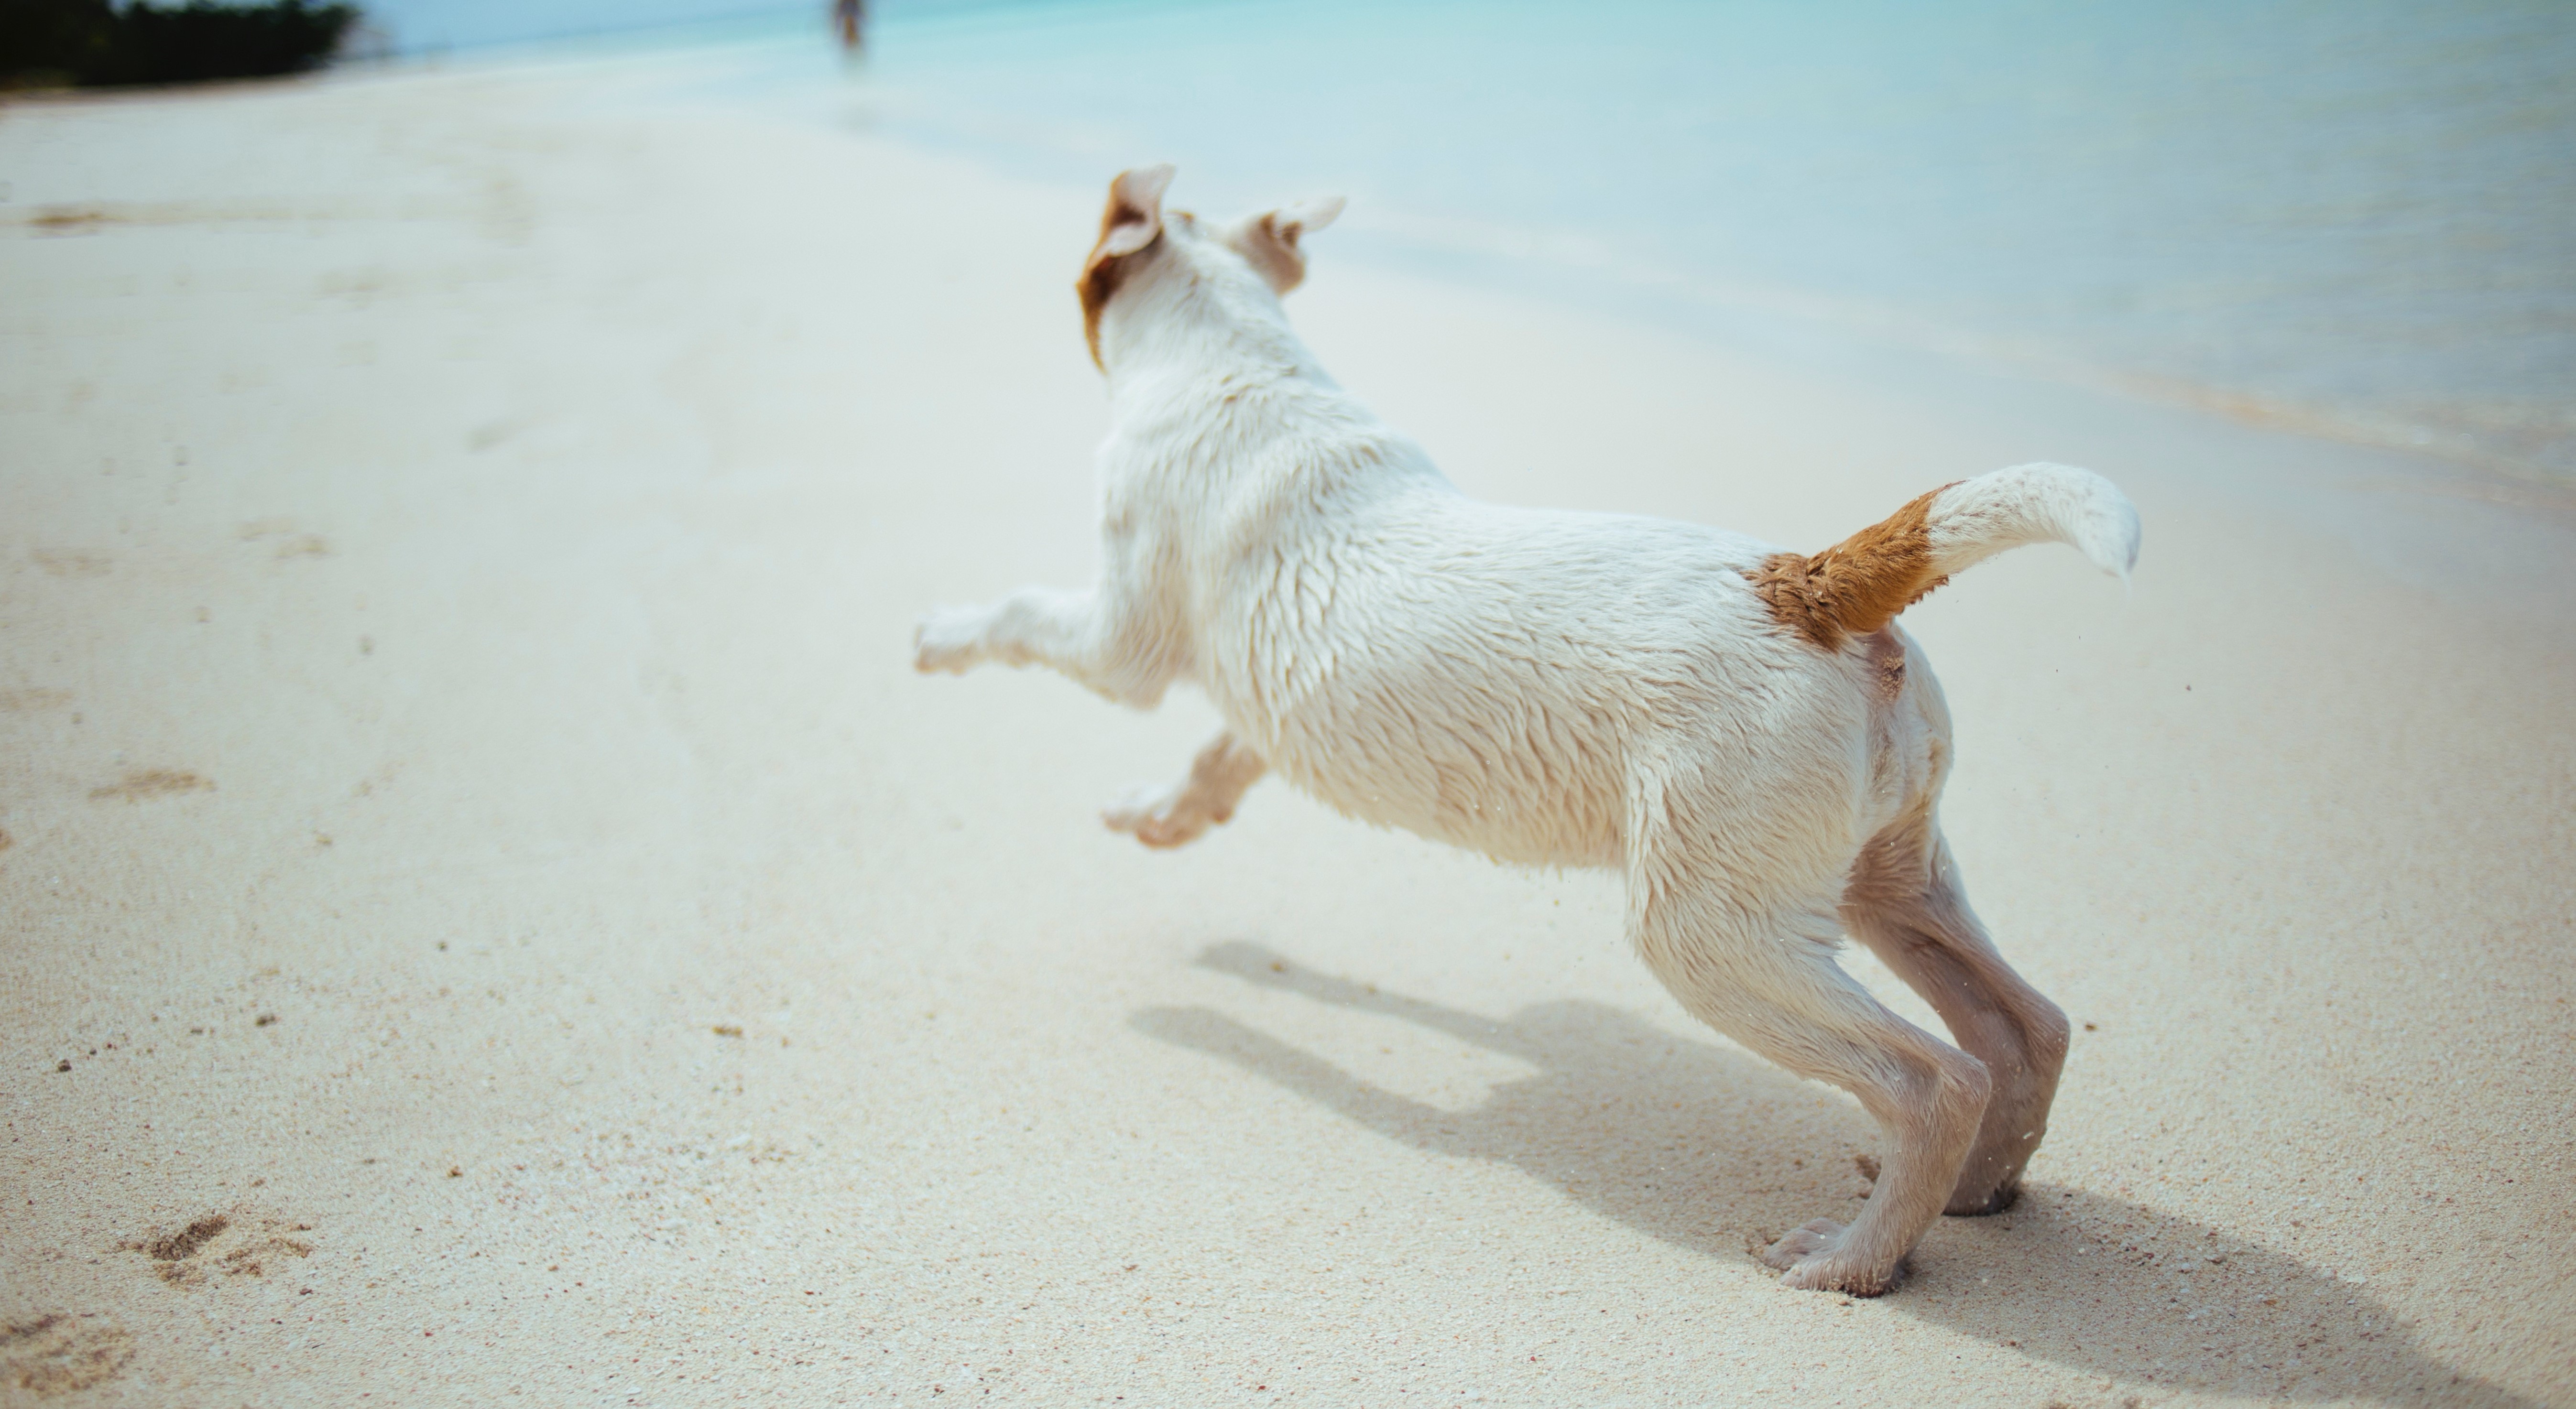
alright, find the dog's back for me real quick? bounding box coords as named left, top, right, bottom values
left=1192, top=473, right=1885, bottom=872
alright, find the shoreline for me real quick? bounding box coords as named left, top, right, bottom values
left=3, top=54, right=2570, bottom=1407
left=32, top=19, right=2566, bottom=501
left=388, top=31, right=2576, bottom=613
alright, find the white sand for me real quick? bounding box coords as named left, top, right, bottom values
left=2, top=55, right=2571, bottom=1408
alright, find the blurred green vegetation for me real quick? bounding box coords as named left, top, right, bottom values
left=1, top=0, right=359, bottom=88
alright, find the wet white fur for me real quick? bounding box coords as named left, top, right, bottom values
left=914, top=172, right=2139, bottom=1295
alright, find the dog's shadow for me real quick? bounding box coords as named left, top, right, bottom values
left=1133, top=942, right=2532, bottom=1408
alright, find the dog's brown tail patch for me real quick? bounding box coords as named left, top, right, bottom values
left=1746, top=485, right=1958, bottom=651
left=1747, top=464, right=2143, bottom=651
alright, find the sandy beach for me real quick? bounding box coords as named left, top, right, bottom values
left=2, top=52, right=2572, bottom=1408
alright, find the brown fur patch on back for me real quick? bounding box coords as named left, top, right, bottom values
left=1079, top=196, right=1161, bottom=370
left=1745, top=484, right=1960, bottom=650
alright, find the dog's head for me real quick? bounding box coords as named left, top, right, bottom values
left=1077, top=164, right=1345, bottom=370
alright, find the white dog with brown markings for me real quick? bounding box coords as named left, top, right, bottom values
left=914, top=165, right=2140, bottom=1296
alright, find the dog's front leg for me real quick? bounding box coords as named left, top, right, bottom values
left=1103, top=730, right=1267, bottom=848
left=913, top=584, right=1175, bottom=706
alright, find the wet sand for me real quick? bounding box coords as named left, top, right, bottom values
left=2, top=55, right=2571, bottom=1408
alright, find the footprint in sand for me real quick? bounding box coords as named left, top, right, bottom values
left=124, top=1211, right=313, bottom=1288
left=28, top=549, right=110, bottom=578
left=0, top=688, right=73, bottom=713
left=87, top=770, right=214, bottom=803
left=235, top=519, right=329, bottom=559
left=0, top=1314, right=133, bottom=1396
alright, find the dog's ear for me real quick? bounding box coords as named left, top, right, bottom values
left=1081, top=164, right=1177, bottom=369
left=1096, top=163, right=1175, bottom=258
left=1092, top=169, right=1174, bottom=261
left=1224, top=195, right=1345, bottom=294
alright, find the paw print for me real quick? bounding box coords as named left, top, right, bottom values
left=125, top=1211, right=313, bottom=1288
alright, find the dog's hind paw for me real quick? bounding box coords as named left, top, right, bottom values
left=1102, top=783, right=1218, bottom=848
left=1944, top=1175, right=2022, bottom=1217
left=1759, top=1219, right=1903, bottom=1297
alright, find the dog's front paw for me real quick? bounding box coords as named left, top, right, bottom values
left=1759, top=1219, right=1902, bottom=1297
left=1102, top=782, right=1216, bottom=849
left=913, top=606, right=990, bottom=675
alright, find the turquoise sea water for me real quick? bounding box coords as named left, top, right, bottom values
left=422, top=0, right=2576, bottom=485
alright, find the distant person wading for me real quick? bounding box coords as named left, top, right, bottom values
left=834, top=0, right=866, bottom=56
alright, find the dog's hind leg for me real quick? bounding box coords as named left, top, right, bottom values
left=1103, top=730, right=1266, bottom=848
left=1842, top=810, right=2069, bottom=1214
left=1629, top=858, right=1989, bottom=1295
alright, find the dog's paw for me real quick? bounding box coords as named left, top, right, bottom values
left=1102, top=783, right=1216, bottom=849
left=1943, top=1175, right=2022, bottom=1217
left=1759, top=1219, right=1902, bottom=1297
left=912, top=606, right=989, bottom=675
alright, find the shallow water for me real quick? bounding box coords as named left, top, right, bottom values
left=412, top=0, right=2576, bottom=485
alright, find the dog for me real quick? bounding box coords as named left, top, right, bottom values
left=914, top=165, right=2140, bottom=1295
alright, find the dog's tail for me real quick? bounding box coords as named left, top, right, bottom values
left=1746, top=463, right=2139, bottom=650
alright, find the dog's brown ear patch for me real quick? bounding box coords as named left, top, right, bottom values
left=1080, top=164, right=1176, bottom=369
left=1223, top=195, right=1345, bottom=294
left=1746, top=483, right=1961, bottom=650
